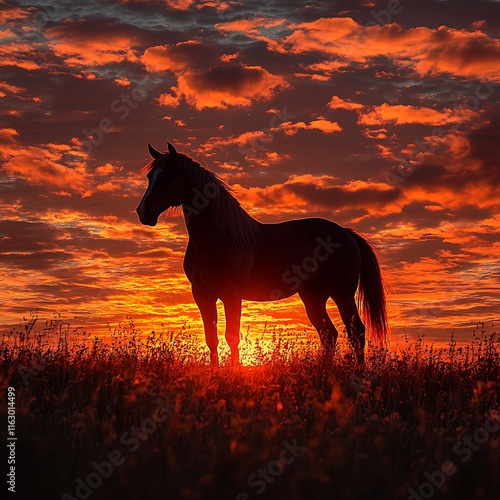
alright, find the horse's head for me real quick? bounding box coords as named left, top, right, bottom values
left=136, top=142, right=187, bottom=226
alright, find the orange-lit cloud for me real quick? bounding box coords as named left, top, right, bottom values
left=145, top=42, right=288, bottom=109
left=413, top=28, right=500, bottom=82
left=0, top=130, right=135, bottom=196
left=358, top=103, right=478, bottom=126
left=177, top=64, right=287, bottom=109
left=232, top=174, right=400, bottom=219
left=228, top=17, right=500, bottom=82
left=277, top=118, right=342, bottom=135
left=142, top=41, right=218, bottom=72
left=0, top=4, right=31, bottom=23
left=0, top=131, right=91, bottom=194
left=157, top=91, right=181, bottom=107
left=0, top=41, right=40, bottom=70
left=216, top=16, right=287, bottom=50
left=282, top=17, right=360, bottom=54
left=164, top=0, right=195, bottom=10
left=120, top=0, right=232, bottom=11
left=327, top=96, right=364, bottom=111
left=0, top=128, right=18, bottom=142
left=197, top=117, right=341, bottom=162
left=45, top=19, right=142, bottom=66
left=216, top=16, right=286, bottom=35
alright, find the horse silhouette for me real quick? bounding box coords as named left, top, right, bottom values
left=137, top=142, right=387, bottom=365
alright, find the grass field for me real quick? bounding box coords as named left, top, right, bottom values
left=1, top=316, right=499, bottom=500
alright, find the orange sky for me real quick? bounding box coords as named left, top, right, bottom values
left=0, top=0, right=499, bottom=350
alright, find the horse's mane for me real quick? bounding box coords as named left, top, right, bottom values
left=143, top=153, right=261, bottom=246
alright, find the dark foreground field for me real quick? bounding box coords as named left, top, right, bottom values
left=1, top=317, right=499, bottom=500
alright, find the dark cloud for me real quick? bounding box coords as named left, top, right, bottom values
left=198, top=64, right=266, bottom=92
left=467, top=110, right=500, bottom=184
left=285, top=180, right=399, bottom=212
left=0, top=251, right=72, bottom=271
left=0, top=221, right=59, bottom=253
left=143, top=41, right=220, bottom=70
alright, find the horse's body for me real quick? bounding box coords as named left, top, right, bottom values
left=137, top=142, right=387, bottom=365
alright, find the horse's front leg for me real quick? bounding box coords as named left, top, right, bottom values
left=192, top=285, right=219, bottom=366
left=221, top=293, right=242, bottom=364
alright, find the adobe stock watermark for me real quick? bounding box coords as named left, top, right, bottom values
left=270, top=236, right=340, bottom=299
left=24, top=0, right=65, bottom=38
left=61, top=397, right=175, bottom=500
left=6, top=387, right=16, bottom=493
left=64, top=73, right=165, bottom=164
left=407, top=408, right=500, bottom=499
left=366, top=0, right=404, bottom=28
left=237, top=106, right=296, bottom=158
left=236, top=439, right=306, bottom=499
left=385, top=81, right=496, bottom=190
left=182, top=181, right=221, bottom=223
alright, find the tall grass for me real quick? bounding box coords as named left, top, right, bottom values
left=0, top=315, right=498, bottom=500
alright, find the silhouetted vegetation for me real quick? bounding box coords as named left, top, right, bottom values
left=1, top=315, right=498, bottom=500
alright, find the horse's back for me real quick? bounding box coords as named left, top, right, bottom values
left=244, top=217, right=361, bottom=300
left=259, top=217, right=358, bottom=258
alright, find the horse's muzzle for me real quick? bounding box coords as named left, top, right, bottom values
left=136, top=206, right=157, bottom=226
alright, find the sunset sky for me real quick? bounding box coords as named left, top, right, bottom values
left=1, top=0, right=499, bottom=349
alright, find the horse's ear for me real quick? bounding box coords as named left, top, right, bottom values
left=167, top=142, right=177, bottom=156
left=148, top=143, right=162, bottom=159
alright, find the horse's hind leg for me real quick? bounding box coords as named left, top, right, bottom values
left=334, top=296, right=365, bottom=364
left=299, top=289, right=338, bottom=353
left=221, top=291, right=242, bottom=365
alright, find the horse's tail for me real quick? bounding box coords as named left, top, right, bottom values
left=347, top=229, right=388, bottom=345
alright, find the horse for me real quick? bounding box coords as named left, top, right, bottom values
left=136, top=141, right=388, bottom=365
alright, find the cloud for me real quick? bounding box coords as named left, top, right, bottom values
left=157, top=91, right=181, bottom=107
left=165, top=67, right=286, bottom=111
left=142, top=41, right=219, bottom=72
left=328, top=95, right=364, bottom=111
left=143, top=41, right=288, bottom=109
left=234, top=174, right=400, bottom=218
left=181, top=64, right=287, bottom=109
left=0, top=41, right=40, bottom=70
left=243, top=17, right=500, bottom=82
left=283, top=17, right=360, bottom=54
left=0, top=128, right=18, bottom=142
left=197, top=116, right=341, bottom=164
left=0, top=129, right=107, bottom=195
left=120, top=0, right=224, bottom=11
left=164, top=0, right=196, bottom=10
left=216, top=16, right=286, bottom=35
left=384, top=123, right=499, bottom=212
left=0, top=4, right=31, bottom=23
left=358, top=103, right=478, bottom=126
left=216, top=16, right=287, bottom=49
left=45, top=17, right=145, bottom=66
left=414, top=27, right=500, bottom=82
left=277, top=118, right=342, bottom=135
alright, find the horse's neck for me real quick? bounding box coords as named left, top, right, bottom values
left=182, top=199, right=218, bottom=241
left=180, top=158, right=260, bottom=246
left=182, top=188, right=259, bottom=247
